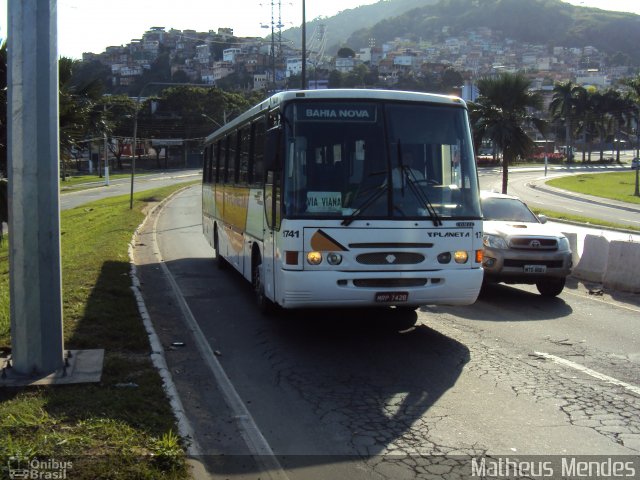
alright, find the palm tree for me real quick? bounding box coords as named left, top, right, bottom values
left=0, top=41, right=6, bottom=179
left=622, top=75, right=640, bottom=158
left=601, top=89, right=630, bottom=162
left=571, top=86, right=590, bottom=162
left=550, top=81, right=585, bottom=162
left=621, top=76, right=640, bottom=196
left=58, top=57, right=105, bottom=178
left=470, top=72, right=544, bottom=194
left=588, top=91, right=614, bottom=161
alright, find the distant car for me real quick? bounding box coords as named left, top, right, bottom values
left=480, top=191, right=573, bottom=297
left=632, top=158, right=640, bottom=170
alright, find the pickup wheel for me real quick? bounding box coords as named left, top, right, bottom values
left=536, top=277, right=566, bottom=297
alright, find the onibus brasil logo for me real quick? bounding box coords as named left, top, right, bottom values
left=5, top=456, right=73, bottom=479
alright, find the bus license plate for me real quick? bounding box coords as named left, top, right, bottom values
left=375, top=292, right=408, bottom=303
left=524, top=265, right=547, bottom=273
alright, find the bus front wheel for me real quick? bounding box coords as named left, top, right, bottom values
left=252, top=256, right=275, bottom=315
left=214, top=228, right=227, bottom=270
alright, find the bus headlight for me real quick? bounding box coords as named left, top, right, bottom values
left=454, top=251, right=468, bottom=264
left=326, top=252, right=343, bottom=265
left=307, top=251, right=323, bottom=265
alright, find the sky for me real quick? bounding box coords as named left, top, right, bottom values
left=0, top=0, right=639, bottom=60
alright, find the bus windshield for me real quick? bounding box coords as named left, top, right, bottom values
left=282, top=100, right=481, bottom=221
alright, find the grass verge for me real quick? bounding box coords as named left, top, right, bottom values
left=1, top=183, right=198, bottom=479
left=546, top=171, right=640, bottom=205
left=536, top=170, right=640, bottom=232
left=531, top=208, right=640, bottom=233
left=59, top=172, right=151, bottom=192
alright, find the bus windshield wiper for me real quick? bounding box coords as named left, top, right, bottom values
left=341, top=183, right=388, bottom=226
left=402, top=166, right=442, bottom=226
left=396, top=141, right=442, bottom=227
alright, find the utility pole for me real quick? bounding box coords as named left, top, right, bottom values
left=301, top=0, right=306, bottom=90
left=104, top=104, right=110, bottom=186
left=8, top=0, right=64, bottom=376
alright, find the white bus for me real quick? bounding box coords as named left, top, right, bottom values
left=202, top=89, right=484, bottom=312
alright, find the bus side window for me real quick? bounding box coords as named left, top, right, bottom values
left=247, top=122, right=256, bottom=184
left=214, top=140, right=221, bottom=183
left=228, top=132, right=238, bottom=184
left=202, top=145, right=209, bottom=183
left=252, top=120, right=266, bottom=185
left=239, top=126, right=250, bottom=184
left=208, top=145, right=214, bottom=183
left=222, top=135, right=233, bottom=183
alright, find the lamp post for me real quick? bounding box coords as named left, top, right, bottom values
left=129, top=96, right=140, bottom=209
left=301, top=0, right=306, bottom=90
left=201, top=113, right=223, bottom=129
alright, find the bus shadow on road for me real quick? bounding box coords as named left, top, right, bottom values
left=430, top=281, right=574, bottom=322
left=159, top=255, right=476, bottom=475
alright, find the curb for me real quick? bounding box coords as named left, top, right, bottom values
left=127, top=186, right=205, bottom=464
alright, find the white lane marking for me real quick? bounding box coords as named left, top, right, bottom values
left=152, top=195, right=290, bottom=480
left=563, top=289, right=640, bottom=314
left=533, top=351, right=640, bottom=396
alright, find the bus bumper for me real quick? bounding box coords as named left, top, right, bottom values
left=276, top=268, right=484, bottom=309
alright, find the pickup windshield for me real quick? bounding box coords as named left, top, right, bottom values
left=282, top=100, right=481, bottom=220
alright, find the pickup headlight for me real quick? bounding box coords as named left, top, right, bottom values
left=557, top=236, right=570, bottom=252
left=483, top=234, right=508, bottom=249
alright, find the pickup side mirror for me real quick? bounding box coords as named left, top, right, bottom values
left=537, top=214, right=548, bottom=224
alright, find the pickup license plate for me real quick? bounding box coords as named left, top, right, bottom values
left=375, top=292, right=408, bottom=303
left=524, top=265, right=547, bottom=273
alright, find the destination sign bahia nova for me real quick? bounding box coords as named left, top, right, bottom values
left=297, top=104, right=377, bottom=122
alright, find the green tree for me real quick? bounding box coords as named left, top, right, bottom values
left=0, top=42, right=7, bottom=179
left=623, top=76, right=640, bottom=195
left=549, top=81, right=585, bottom=162
left=343, top=64, right=369, bottom=88
left=441, top=67, right=464, bottom=91
left=622, top=75, right=640, bottom=159
left=59, top=57, right=105, bottom=178
left=337, top=47, right=356, bottom=58
left=100, top=95, right=136, bottom=170
left=328, top=70, right=343, bottom=88
left=470, top=72, right=544, bottom=194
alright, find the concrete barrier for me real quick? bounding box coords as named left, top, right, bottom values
left=602, top=240, right=640, bottom=293
left=562, top=231, right=580, bottom=268
left=572, top=234, right=610, bottom=283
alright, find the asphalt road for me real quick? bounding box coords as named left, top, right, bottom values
left=136, top=185, right=640, bottom=480
left=59, top=168, right=201, bottom=210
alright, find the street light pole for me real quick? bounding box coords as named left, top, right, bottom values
left=129, top=99, right=139, bottom=209
left=301, top=0, right=306, bottom=90
left=201, top=113, right=223, bottom=129
left=103, top=103, right=110, bottom=186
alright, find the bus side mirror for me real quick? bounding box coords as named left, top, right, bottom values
left=265, top=127, right=282, bottom=171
